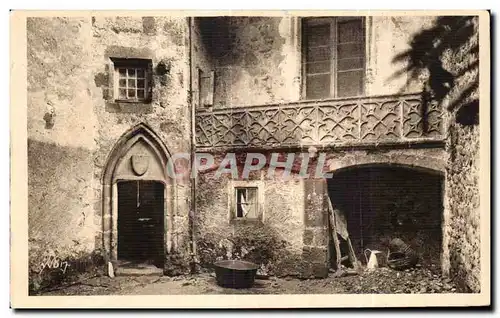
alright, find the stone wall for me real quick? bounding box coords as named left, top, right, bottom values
left=27, top=16, right=193, bottom=292
left=90, top=16, right=192, bottom=263
left=27, top=17, right=100, bottom=292
left=441, top=16, right=480, bottom=293
left=195, top=152, right=306, bottom=276
left=192, top=18, right=215, bottom=110
left=192, top=16, right=436, bottom=109
left=444, top=121, right=480, bottom=292
left=202, top=17, right=300, bottom=108
left=365, top=16, right=436, bottom=95
left=194, top=148, right=446, bottom=278
left=27, top=13, right=479, bottom=292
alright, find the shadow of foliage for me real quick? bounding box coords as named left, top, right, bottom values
left=391, top=16, right=479, bottom=117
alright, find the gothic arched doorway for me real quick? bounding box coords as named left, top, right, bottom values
left=102, top=124, right=176, bottom=271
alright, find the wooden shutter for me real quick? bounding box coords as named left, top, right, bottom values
left=199, top=69, right=214, bottom=107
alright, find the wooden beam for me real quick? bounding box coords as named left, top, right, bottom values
left=327, top=196, right=360, bottom=271
left=327, top=196, right=342, bottom=270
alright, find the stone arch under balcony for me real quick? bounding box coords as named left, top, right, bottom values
left=326, top=149, right=446, bottom=176
left=324, top=148, right=446, bottom=272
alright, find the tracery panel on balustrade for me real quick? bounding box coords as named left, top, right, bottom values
left=195, top=93, right=444, bottom=150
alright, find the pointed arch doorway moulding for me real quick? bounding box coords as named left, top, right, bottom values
left=101, top=123, right=177, bottom=264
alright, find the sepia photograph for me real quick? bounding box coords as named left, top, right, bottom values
left=9, top=9, right=490, bottom=308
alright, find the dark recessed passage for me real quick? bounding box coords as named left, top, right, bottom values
left=327, top=165, right=443, bottom=269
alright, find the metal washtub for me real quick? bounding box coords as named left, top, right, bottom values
left=213, top=260, right=260, bottom=289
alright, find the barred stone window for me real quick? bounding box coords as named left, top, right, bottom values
left=302, top=17, right=366, bottom=99
left=112, top=58, right=152, bottom=102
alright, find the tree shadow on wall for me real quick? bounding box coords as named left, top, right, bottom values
left=390, top=16, right=479, bottom=125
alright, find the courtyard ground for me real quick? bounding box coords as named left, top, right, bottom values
left=39, top=264, right=458, bottom=296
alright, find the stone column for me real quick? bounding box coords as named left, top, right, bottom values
left=302, top=179, right=329, bottom=278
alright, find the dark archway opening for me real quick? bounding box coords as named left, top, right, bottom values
left=117, top=180, right=165, bottom=268
left=327, top=165, right=443, bottom=269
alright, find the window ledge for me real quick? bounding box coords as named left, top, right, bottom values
left=105, top=101, right=153, bottom=114
left=114, top=99, right=150, bottom=104
left=230, top=218, right=263, bottom=225
left=300, top=95, right=366, bottom=102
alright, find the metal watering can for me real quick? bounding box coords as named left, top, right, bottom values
left=364, top=249, right=382, bottom=270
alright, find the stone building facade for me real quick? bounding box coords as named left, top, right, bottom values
left=28, top=16, right=194, bottom=289
left=27, top=14, right=482, bottom=293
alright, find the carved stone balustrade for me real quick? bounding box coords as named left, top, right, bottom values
left=195, top=93, right=445, bottom=150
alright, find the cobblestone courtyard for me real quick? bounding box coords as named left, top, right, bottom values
left=40, top=265, right=458, bottom=296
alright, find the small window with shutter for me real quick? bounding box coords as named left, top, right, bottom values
left=235, top=187, right=258, bottom=219
left=199, top=69, right=215, bottom=107
left=229, top=181, right=263, bottom=222
left=302, top=17, right=366, bottom=99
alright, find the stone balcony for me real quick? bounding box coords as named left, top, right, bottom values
left=195, top=93, right=445, bottom=151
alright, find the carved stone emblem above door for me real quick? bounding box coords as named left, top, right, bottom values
left=131, top=154, right=150, bottom=176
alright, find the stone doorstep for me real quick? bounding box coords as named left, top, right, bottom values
left=115, top=266, right=164, bottom=276
left=114, top=261, right=164, bottom=276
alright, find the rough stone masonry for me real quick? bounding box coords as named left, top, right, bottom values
left=26, top=15, right=481, bottom=293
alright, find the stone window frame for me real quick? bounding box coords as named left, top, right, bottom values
left=106, top=57, right=154, bottom=113
left=110, top=57, right=153, bottom=103
left=113, top=61, right=150, bottom=103
left=228, top=180, right=265, bottom=223
left=300, top=16, right=367, bottom=100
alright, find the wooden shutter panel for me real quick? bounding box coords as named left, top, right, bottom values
left=200, top=70, right=215, bottom=107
